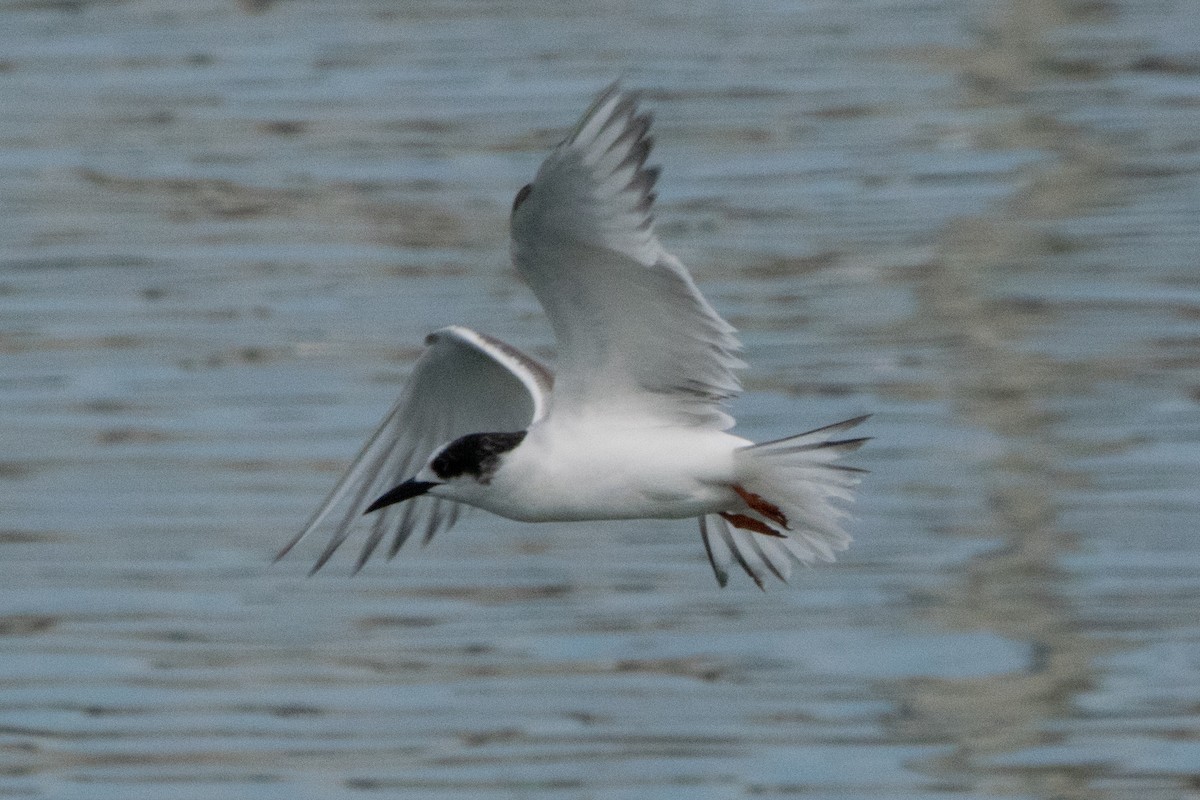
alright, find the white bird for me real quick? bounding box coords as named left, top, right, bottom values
left=277, top=83, right=868, bottom=588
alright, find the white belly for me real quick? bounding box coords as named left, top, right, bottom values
left=477, top=423, right=748, bottom=522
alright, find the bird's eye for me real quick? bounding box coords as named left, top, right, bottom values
left=512, top=183, right=533, bottom=212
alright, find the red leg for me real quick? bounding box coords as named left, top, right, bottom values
left=731, top=484, right=789, bottom=529
left=720, top=512, right=785, bottom=538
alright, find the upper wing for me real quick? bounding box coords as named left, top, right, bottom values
left=278, top=326, right=551, bottom=573
left=510, top=83, right=743, bottom=430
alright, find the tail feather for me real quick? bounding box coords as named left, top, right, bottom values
left=698, top=415, right=869, bottom=588
left=752, top=414, right=871, bottom=450
left=745, top=528, right=794, bottom=584
left=699, top=515, right=733, bottom=587
left=701, top=513, right=799, bottom=591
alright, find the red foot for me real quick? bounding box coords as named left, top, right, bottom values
left=731, top=485, right=789, bottom=529
left=720, top=512, right=785, bottom=538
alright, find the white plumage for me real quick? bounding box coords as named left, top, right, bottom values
left=278, top=83, right=868, bottom=588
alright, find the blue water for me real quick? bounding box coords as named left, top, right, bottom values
left=2, top=1, right=1198, bottom=798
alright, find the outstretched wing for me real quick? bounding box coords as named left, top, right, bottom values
left=278, top=326, right=551, bottom=573
left=510, top=82, right=743, bottom=430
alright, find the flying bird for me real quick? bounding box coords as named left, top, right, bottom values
left=277, top=83, right=868, bottom=588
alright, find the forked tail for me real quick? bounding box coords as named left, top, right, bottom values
left=700, top=414, right=870, bottom=588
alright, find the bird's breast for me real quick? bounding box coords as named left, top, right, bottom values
left=477, top=424, right=746, bottom=522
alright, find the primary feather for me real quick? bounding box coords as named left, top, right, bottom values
left=510, top=82, right=744, bottom=429
left=276, top=326, right=550, bottom=572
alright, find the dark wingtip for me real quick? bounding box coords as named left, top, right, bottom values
left=512, top=182, right=533, bottom=213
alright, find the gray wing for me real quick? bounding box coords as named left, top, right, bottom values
left=510, top=82, right=743, bottom=429
left=278, top=326, right=551, bottom=573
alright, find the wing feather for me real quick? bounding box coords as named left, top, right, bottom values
left=278, top=326, right=551, bottom=572
left=511, top=82, right=743, bottom=429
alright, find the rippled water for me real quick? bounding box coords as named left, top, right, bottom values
left=2, top=1, right=1198, bottom=798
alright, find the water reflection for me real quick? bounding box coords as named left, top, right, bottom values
left=1, top=0, right=1197, bottom=797
left=887, top=1, right=1162, bottom=796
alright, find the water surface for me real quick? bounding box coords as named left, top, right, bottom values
left=2, top=1, right=1198, bottom=798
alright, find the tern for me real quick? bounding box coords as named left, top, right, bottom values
left=278, top=83, right=868, bottom=588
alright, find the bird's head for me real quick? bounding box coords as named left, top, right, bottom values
left=365, top=430, right=528, bottom=513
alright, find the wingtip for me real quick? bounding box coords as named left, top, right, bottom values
left=568, top=81, right=653, bottom=155
left=600, top=77, right=623, bottom=97
left=570, top=80, right=626, bottom=140
left=273, top=527, right=308, bottom=563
